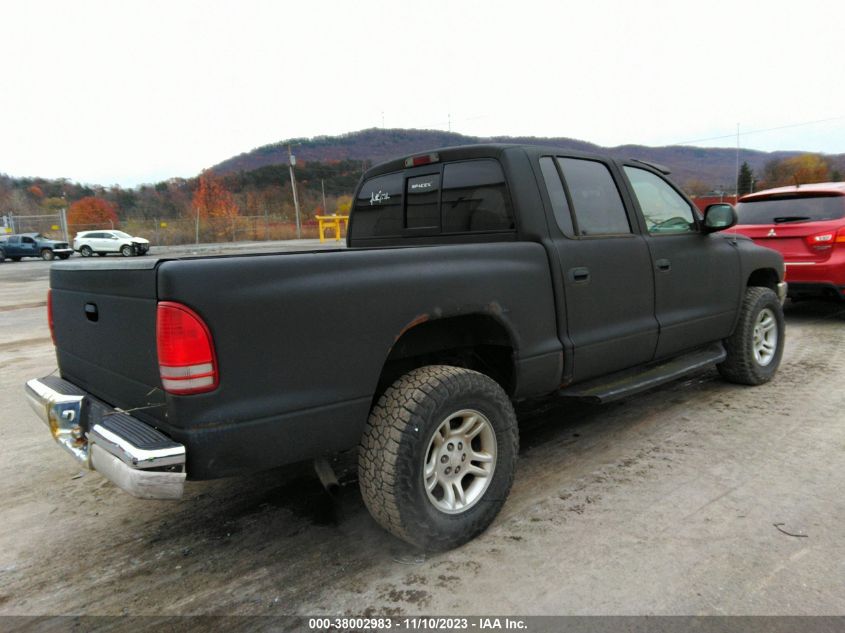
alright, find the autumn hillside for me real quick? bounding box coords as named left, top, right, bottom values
left=3, top=127, right=845, bottom=246
left=212, top=127, right=845, bottom=192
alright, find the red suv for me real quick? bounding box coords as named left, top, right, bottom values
left=735, top=182, right=845, bottom=300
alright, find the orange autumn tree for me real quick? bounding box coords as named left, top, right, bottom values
left=192, top=171, right=240, bottom=240
left=763, top=154, right=831, bottom=188
left=68, top=197, right=119, bottom=229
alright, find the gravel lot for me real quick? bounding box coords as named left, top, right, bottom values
left=1, top=242, right=844, bottom=616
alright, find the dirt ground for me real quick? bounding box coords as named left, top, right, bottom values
left=1, top=245, right=844, bottom=616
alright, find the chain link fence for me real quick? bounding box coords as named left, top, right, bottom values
left=67, top=215, right=328, bottom=247
left=3, top=213, right=68, bottom=240
left=3, top=213, right=341, bottom=246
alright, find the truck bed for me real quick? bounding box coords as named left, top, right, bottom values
left=49, top=244, right=563, bottom=478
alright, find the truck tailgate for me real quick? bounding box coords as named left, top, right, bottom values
left=50, top=258, right=165, bottom=422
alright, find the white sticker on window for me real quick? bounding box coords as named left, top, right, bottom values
left=370, top=190, right=391, bottom=205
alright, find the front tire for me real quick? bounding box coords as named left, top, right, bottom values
left=718, top=286, right=785, bottom=385
left=120, top=244, right=135, bottom=257
left=40, top=249, right=55, bottom=261
left=358, top=365, right=518, bottom=551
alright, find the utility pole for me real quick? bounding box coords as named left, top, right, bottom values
left=321, top=179, right=328, bottom=216
left=60, top=207, right=69, bottom=243
left=288, top=144, right=302, bottom=239
left=195, top=208, right=200, bottom=244
left=60, top=193, right=69, bottom=243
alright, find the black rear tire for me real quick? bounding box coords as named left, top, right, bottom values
left=359, top=365, right=518, bottom=551
left=11, top=257, right=21, bottom=262
left=718, top=286, right=785, bottom=385
left=79, top=245, right=93, bottom=257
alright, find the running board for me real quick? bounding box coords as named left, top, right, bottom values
left=558, top=343, right=726, bottom=403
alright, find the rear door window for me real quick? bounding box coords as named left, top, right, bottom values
left=557, top=158, right=631, bottom=236
left=539, top=157, right=575, bottom=236
left=441, top=160, right=514, bottom=233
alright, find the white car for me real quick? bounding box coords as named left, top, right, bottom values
left=73, top=230, right=150, bottom=257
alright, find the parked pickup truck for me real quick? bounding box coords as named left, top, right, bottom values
left=1, top=233, right=73, bottom=261
left=26, top=144, right=786, bottom=550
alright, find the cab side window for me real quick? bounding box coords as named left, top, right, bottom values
left=624, top=166, right=696, bottom=234
left=557, top=158, right=631, bottom=236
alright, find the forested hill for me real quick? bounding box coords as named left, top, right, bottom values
left=212, top=127, right=834, bottom=190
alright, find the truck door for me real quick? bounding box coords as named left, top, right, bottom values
left=21, top=236, right=38, bottom=256
left=6, top=236, right=21, bottom=255
left=539, top=156, right=658, bottom=382
left=621, top=164, right=741, bottom=358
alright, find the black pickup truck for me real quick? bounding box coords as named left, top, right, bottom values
left=26, top=144, right=786, bottom=550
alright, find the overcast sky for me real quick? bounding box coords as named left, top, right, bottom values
left=2, top=0, right=844, bottom=187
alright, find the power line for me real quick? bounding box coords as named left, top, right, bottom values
left=674, top=115, right=845, bottom=146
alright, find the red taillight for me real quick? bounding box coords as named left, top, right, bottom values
left=806, top=230, right=835, bottom=252
left=836, top=227, right=845, bottom=244
left=47, top=290, right=56, bottom=346
left=156, top=301, right=218, bottom=395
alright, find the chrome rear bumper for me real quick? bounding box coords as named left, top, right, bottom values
left=25, top=377, right=185, bottom=500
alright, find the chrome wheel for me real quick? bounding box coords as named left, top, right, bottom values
left=424, top=409, right=497, bottom=515
left=753, top=308, right=777, bottom=366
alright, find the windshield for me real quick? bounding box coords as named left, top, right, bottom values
left=111, top=231, right=132, bottom=238
left=737, top=194, right=845, bottom=225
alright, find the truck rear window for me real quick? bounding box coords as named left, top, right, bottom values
left=351, top=159, right=513, bottom=240
left=736, top=194, right=845, bottom=224
left=351, top=173, right=404, bottom=237
left=406, top=174, right=440, bottom=229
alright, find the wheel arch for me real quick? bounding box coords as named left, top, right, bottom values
left=747, top=267, right=779, bottom=291
left=374, top=313, right=518, bottom=406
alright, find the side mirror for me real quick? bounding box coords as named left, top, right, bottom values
left=703, top=203, right=737, bottom=233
